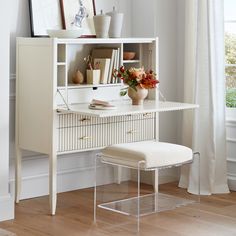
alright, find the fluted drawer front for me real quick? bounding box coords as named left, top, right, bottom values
left=110, top=119, right=155, bottom=144
left=58, top=124, right=110, bottom=152
left=57, top=113, right=155, bottom=153
left=57, top=113, right=106, bottom=128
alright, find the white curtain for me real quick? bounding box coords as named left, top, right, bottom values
left=179, top=0, right=229, bottom=195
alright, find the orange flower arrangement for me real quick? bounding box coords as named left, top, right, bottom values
left=113, top=66, right=159, bottom=96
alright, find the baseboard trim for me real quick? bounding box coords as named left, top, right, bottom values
left=10, top=164, right=130, bottom=200
left=227, top=138, right=236, bottom=143
left=228, top=175, right=236, bottom=191
left=0, top=194, right=14, bottom=221
left=131, top=168, right=179, bottom=186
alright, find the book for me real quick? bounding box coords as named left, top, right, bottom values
left=111, top=50, right=118, bottom=83
left=93, top=58, right=111, bottom=84
left=91, top=48, right=117, bottom=84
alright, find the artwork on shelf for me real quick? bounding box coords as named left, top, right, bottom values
left=29, top=0, right=63, bottom=37
left=60, top=0, right=96, bottom=37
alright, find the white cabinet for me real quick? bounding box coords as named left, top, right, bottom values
left=16, top=37, right=159, bottom=215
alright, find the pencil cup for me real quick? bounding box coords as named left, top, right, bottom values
left=86, top=69, right=101, bottom=84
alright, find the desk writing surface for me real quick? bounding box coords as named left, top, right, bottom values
left=57, top=100, right=199, bottom=118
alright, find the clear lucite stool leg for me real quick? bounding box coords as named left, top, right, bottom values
left=137, top=161, right=141, bottom=232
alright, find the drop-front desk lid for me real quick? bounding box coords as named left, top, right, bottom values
left=57, top=100, right=199, bottom=118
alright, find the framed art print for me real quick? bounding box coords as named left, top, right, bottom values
left=60, top=0, right=96, bottom=37
left=29, top=0, right=63, bottom=37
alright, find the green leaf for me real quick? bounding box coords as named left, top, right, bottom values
left=120, top=90, right=127, bottom=96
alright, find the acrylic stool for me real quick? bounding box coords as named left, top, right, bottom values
left=94, top=141, right=200, bottom=232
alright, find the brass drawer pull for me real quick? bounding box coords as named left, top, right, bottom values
left=79, top=118, right=91, bottom=122
left=127, top=130, right=139, bottom=134
left=143, top=113, right=152, bottom=118
left=79, top=136, right=92, bottom=140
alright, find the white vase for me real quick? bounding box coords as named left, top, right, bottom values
left=107, top=7, right=124, bottom=38
left=128, top=87, right=148, bottom=105
left=93, top=10, right=111, bottom=38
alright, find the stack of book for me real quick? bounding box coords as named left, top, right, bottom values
left=89, top=99, right=117, bottom=110
left=91, top=47, right=120, bottom=84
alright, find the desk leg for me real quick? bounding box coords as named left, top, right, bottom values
left=15, top=146, right=22, bottom=203
left=153, top=169, right=159, bottom=192
left=114, top=166, right=122, bottom=184
left=49, top=151, right=57, bottom=215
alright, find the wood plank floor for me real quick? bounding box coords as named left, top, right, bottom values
left=1, top=182, right=236, bottom=236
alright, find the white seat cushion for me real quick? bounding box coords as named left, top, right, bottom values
left=101, top=141, right=193, bottom=169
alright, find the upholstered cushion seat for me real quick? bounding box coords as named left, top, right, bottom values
left=101, top=141, right=193, bottom=169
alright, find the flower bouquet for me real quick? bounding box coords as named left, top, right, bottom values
left=113, top=66, right=159, bottom=105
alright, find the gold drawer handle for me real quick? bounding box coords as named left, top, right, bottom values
left=79, top=136, right=92, bottom=140
left=143, top=113, right=152, bottom=118
left=79, top=118, right=91, bottom=122
left=127, top=130, right=139, bottom=134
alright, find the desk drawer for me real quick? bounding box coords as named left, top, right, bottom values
left=57, top=113, right=155, bottom=128
left=110, top=119, right=155, bottom=144
left=58, top=124, right=110, bottom=152
left=57, top=113, right=107, bottom=128
left=57, top=113, right=155, bottom=153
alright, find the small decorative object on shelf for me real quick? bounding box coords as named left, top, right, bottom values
left=107, top=6, right=124, bottom=38
left=72, top=69, right=84, bottom=84
left=84, top=55, right=101, bottom=84
left=93, top=10, right=111, bottom=38
left=113, top=66, right=159, bottom=105
left=87, top=69, right=100, bottom=84
left=123, top=51, right=136, bottom=60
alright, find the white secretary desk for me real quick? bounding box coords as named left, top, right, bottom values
left=16, top=37, right=198, bottom=215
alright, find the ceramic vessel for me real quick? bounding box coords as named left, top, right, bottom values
left=128, top=87, right=148, bottom=105
left=87, top=69, right=101, bottom=84
left=123, top=51, right=136, bottom=60
left=93, top=10, right=111, bottom=38
left=106, top=7, right=124, bottom=38
left=72, top=69, right=84, bottom=84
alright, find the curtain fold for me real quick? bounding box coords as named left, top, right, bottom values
left=179, top=0, right=229, bottom=195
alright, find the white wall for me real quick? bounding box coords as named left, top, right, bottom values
left=0, top=0, right=14, bottom=221
left=131, top=0, right=180, bottom=143
left=8, top=0, right=184, bottom=202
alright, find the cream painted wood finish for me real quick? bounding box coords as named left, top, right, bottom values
left=16, top=38, right=159, bottom=215
left=16, top=37, right=197, bottom=215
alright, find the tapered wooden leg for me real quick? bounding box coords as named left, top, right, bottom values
left=153, top=169, right=159, bottom=192
left=114, top=166, right=122, bottom=184
left=49, top=151, right=57, bottom=215
left=15, top=146, right=22, bottom=203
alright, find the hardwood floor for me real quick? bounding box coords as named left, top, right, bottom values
left=1, top=182, right=236, bottom=236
